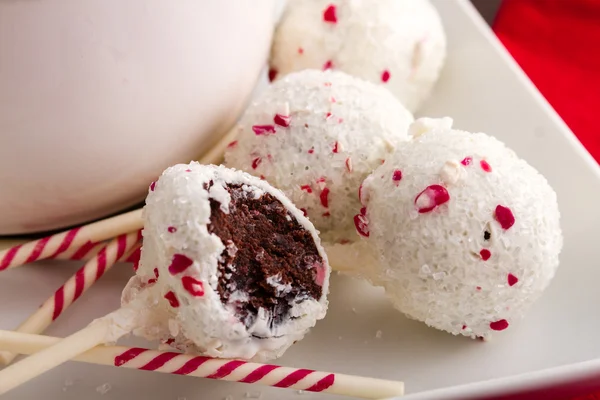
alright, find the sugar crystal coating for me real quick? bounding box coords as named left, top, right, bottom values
left=225, top=70, right=413, bottom=244
left=270, top=0, right=446, bottom=112
left=359, top=118, right=563, bottom=339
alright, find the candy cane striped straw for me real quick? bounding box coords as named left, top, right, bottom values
left=0, top=231, right=141, bottom=366
left=0, top=209, right=144, bottom=272
left=53, top=241, right=142, bottom=263
left=0, top=330, right=405, bottom=399
left=0, top=126, right=239, bottom=272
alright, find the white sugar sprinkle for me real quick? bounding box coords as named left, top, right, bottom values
left=95, top=383, right=112, bottom=395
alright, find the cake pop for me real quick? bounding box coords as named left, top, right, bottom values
left=225, top=69, right=413, bottom=244
left=357, top=118, right=562, bottom=339
left=269, top=0, right=446, bottom=112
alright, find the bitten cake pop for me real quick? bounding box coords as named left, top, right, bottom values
left=225, top=69, right=413, bottom=244
left=269, top=0, right=446, bottom=112
left=356, top=118, right=562, bottom=339
left=124, top=162, right=331, bottom=361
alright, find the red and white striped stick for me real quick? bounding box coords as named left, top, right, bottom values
left=0, top=209, right=144, bottom=272
left=0, top=231, right=141, bottom=366
left=51, top=241, right=142, bottom=263
left=0, top=331, right=405, bottom=399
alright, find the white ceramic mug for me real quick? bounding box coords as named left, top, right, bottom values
left=0, top=0, right=276, bottom=234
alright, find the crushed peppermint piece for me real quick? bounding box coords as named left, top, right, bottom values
left=227, top=140, right=238, bottom=148
left=332, top=141, right=340, bottom=153
left=323, top=60, right=334, bottom=70
left=480, top=160, right=492, bottom=172
left=345, top=157, right=353, bottom=172
left=322, top=212, right=331, bottom=217
left=300, top=185, right=313, bottom=193
left=268, top=68, right=277, bottom=82
left=490, top=319, right=509, bottom=331
left=308, top=147, right=314, bottom=154
left=323, top=4, right=337, bottom=23
left=251, top=157, right=262, bottom=169
left=381, top=70, right=391, bottom=83
left=414, top=184, right=450, bottom=213
left=508, top=273, right=519, bottom=286
left=461, top=157, right=472, bottom=166
left=164, top=291, right=180, bottom=308
left=252, top=125, right=276, bottom=135
left=320, top=187, right=330, bottom=207
left=480, top=249, right=491, bottom=261
left=300, top=208, right=308, bottom=216
left=149, top=181, right=156, bottom=191
left=354, top=214, right=369, bottom=237
left=168, top=254, right=193, bottom=275
left=392, top=169, right=402, bottom=185
left=167, top=226, right=177, bottom=233
left=495, top=205, right=515, bottom=229
left=298, top=47, right=304, bottom=54
left=274, top=114, right=291, bottom=127
left=182, top=276, right=205, bottom=297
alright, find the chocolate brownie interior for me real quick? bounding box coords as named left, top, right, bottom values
left=207, top=183, right=323, bottom=330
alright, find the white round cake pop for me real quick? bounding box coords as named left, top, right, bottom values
left=225, top=69, right=413, bottom=244
left=357, top=118, right=563, bottom=339
left=269, top=0, right=446, bottom=112
left=123, top=162, right=330, bottom=361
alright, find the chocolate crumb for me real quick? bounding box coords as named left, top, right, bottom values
left=484, top=230, right=491, bottom=240
left=208, top=184, right=324, bottom=328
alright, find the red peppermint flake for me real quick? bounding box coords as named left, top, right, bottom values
left=323, top=60, right=334, bottom=70
left=392, top=169, right=402, bottom=185
left=252, top=125, right=276, bottom=135
left=323, top=4, right=337, bottom=23
left=300, top=184, right=313, bottom=193
left=345, top=157, right=353, bottom=172
left=320, top=187, right=330, bottom=208
left=325, top=112, right=332, bottom=120
left=298, top=47, right=304, bottom=55
left=480, top=160, right=492, bottom=172
left=507, top=273, right=519, bottom=286
left=147, top=268, right=159, bottom=285
left=164, top=291, right=180, bottom=308
left=360, top=206, right=367, bottom=216
left=308, top=147, right=315, bottom=154
left=251, top=157, right=262, bottom=169
left=330, top=96, right=336, bottom=103
left=476, top=286, right=482, bottom=291
left=274, top=114, right=291, bottom=127
left=300, top=208, right=308, bottom=217
left=460, top=157, right=472, bottom=166
left=260, top=175, right=266, bottom=180
left=354, top=214, right=370, bottom=237
left=185, top=169, right=192, bottom=172
left=414, top=184, right=450, bottom=213
left=495, top=205, right=515, bottom=230
left=381, top=70, right=391, bottom=83
left=480, top=249, right=491, bottom=261
left=163, top=338, right=175, bottom=345
left=182, top=276, right=205, bottom=297
left=462, top=325, right=467, bottom=330
left=227, top=140, right=238, bottom=148
left=332, top=141, right=340, bottom=153
left=316, top=176, right=327, bottom=190
left=168, top=254, right=194, bottom=275
left=268, top=68, right=278, bottom=82
left=489, top=319, right=509, bottom=331
left=358, top=182, right=365, bottom=204
left=149, top=181, right=156, bottom=191
left=322, top=212, right=331, bottom=217
left=167, top=226, right=177, bottom=233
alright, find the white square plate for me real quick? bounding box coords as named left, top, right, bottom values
left=2, top=0, right=600, bottom=399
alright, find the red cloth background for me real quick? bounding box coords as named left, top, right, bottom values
left=493, top=0, right=600, bottom=163
left=493, top=1, right=600, bottom=399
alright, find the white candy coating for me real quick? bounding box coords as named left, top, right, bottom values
left=122, top=162, right=330, bottom=361
left=270, top=0, right=446, bottom=112
left=225, top=69, right=413, bottom=243
left=359, top=118, right=563, bottom=338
